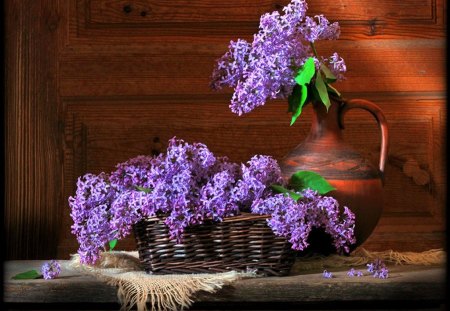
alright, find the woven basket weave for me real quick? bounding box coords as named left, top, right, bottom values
left=133, top=213, right=296, bottom=276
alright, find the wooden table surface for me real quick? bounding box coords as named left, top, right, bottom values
left=3, top=260, right=447, bottom=310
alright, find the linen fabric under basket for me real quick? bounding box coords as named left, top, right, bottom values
left=133, top=213, right=296, bottom=276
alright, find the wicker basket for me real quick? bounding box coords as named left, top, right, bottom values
left=133, top=213, right=296, bottom=276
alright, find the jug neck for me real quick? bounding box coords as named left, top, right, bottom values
left=306, top=100, right=344, bottom=143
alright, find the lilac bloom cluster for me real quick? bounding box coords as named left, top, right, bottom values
left=141, top=138, right=242, bottom=240
left=69, top=172, right=119, bottom=265
left=367, top=259, right=389, bottom=279
left=235, top=155, right=285, bottom=209
left=108, top=155, right=155, bottom=241
left=41, top=260, right=61, bottom=280
left=251, top=189, right=356, bottom=254
left=211, top=0, right=346, bottom=116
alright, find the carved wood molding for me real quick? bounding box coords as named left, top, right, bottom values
left=66, top=0, right=446, bottom=42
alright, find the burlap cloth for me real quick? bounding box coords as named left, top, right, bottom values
left=67, top=248, right=445, bottom=311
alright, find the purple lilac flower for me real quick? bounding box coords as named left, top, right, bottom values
left=210, top=39, right=251, bottom=91
left=110, top=190, right=152, bottom=240
left=69, top=172, right=119, bottom=265
left=367, top=259, right=389, bottom=279
left=110, top=155, right=154, bottom=191
left=211, top=0, right=345, bottom=116
left=328, top=52, right=346, bottom=80
left=252, top=193, right=311, bottom=250
left=300, top=15, right=340, bottom=42
left=347, top=268, right=364, bottom=277
left=322, top=270, right=333, bottom=278
left=251, top=189, right=355, bottom=254
left=235, top=155, right=284, bottom=210
left=301, top=189, right=356, bottom=253
left=41, top=260, right=61, bottom=280
left=347, top=267, right=355, bottom=277
left=199, top=170, right=240, bottom=222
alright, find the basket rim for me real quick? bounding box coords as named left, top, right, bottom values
left=139, top=212, right=270, bottom=224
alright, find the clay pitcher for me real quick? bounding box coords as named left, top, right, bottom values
left=280, top=98, right=389, bottom=250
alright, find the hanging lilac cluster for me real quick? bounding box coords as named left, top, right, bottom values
left=251, top=189, right=356, bottom=254
left=69, top=137, right=355, bottom=265
left=210, top=0, right=346, bottom=116
left=69, top=172, right=119, bottom=265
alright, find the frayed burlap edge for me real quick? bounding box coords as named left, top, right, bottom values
left=66, top=251, right=257, bottom=311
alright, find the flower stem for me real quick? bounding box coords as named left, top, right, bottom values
left=310, top=42, right=320, bottom=59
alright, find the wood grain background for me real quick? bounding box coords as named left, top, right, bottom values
left=5, top=0, right=446, bottom=260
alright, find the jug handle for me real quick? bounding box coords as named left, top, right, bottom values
left=338, top=98, right=389, bottom=182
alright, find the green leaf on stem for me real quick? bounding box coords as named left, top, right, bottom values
left=108, top=239, right=118, bottom=251
left=314, top=72, right=331, bottom=110
left=12, top=270, right=41, bottom=280
left=290, top=85, right=308, bottom=126
left=288, top=84, right=301, bottom=113
left=320, top=64, right=337, bottom=83
left=290, top=170, right=336, bottom=195
left=270, top=184, right=303, bottom=201
left=294, top=57, right=316, bottom=85
left=326, top=83, right=341, bottom=97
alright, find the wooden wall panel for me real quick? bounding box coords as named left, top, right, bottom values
left=58, top=40, right=445, bottom=97
left=5, top=0, right=63, bottom=259
left=5, top=0, right=446, bottom=259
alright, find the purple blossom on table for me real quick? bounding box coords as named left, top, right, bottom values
left=322, top=270, right=333, bottom=278
left=211, top=0, right=345, bottom=117
left=347, top=268, right=364, bottom=277
left=367, top=259, right=389, bottom=279
left=41, top=260, right=61, bottom=280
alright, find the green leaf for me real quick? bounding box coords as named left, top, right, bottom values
left=12, top=269, right=41, bottom=280
left=290, top=85, right=308, bottom=126
left=290, top=170, right=336, bottom=195
left=270, top=184, right=303, bottom=201
left=310, top=82, right=321, bottom=103
left=326, top=83, right=341, bottom=97
left=314, top=72, right=331, bottom=110
left=287, top=84, right=301, bottom=113
left=320, top=64, right=337, bottom=83
left=108, top=239, right=118, bottom=251
left=136, top=186, right=152, bottom=193
left=295, top=57, right=316, bottom=86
